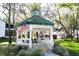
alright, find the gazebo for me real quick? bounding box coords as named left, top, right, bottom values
left=16, top=15, right=54, bottom=49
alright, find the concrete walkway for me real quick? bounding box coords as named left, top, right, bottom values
left=44, top=50, right=59, bottom=56
left=32, top=44, right=59, bottom=56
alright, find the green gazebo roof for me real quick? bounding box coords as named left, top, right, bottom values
left=19, top=15, right=54, bottom=26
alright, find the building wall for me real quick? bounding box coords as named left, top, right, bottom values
left=0, top=20, right=5, bottom=37
left=4, top=23, right=15, bottom=38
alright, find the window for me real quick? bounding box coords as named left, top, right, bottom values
left=22, top=40, right=25, bottom=43
left=27, top=32, right=30, bottom=38
left=22, top=34, right=25, bottom=38
left=26, top=40, right=29, bottom=43
left=18, top=34, right=21, bottom=39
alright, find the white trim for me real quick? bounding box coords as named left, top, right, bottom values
left=50, top=26, right=54, bottom=46
left=5, top=28, right=14, bottom=30
left=29, top=25, right=32, bottom=48
left=5, top=36, right=13, bottom=38
left=30, top=24, right=52, bottom=29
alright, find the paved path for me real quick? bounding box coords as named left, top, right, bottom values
left=44, top=51, right=59, bottom=56
left=32, top=44, right=59, bottom=56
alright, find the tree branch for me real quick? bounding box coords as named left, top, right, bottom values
left=0, top=4, right=9, bottom=11
left=55, top=9, right=69, bottom=34
left=0, top=18, right=7, bottom=23
left=0, top=10, right=8, bottom=18
left=17, top=14, right=25, bottom=20
left=23, top=11, right=28, bottom=19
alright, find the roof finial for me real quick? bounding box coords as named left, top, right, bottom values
left=32, top=11, right=40, bottom=16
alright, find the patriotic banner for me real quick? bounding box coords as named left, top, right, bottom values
left=17, top=24, right=29, bottom=35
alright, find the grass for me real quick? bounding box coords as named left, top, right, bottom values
left=0, top=38, right=16, bottom=56
left=0, top=38, right=43, bottom=56
left=0, top=44, right=17, bottom=56
left=60, top=41, right=79, bottom=55
left=54, top=38, right=79, bottom=56
left=0, top=38, right=15, bottom=43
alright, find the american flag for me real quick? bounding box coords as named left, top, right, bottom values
left=17, top=24, right=29, bottom=34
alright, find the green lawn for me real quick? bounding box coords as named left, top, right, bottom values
left=0, top=38, right=15, bottom=43
left=0, top=38, right=43, bottom=56
left=0, top=38, right=17, bottom=56
left=0, top=44, right=17, bottom=56
left=54, top=38, right=79, bottom=56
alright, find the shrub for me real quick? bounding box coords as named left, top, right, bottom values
left=17, top=49, right=33, bottom=56
left=32, top=49, right=44, bottom=56
left=66, top=34, right=74, bottom=38
left=25, top=49, right=33, bottom=56
left=16, top=45, right=23, bottom=51
left=9, top=45, right=18, bottom=52
left=17, top=49, right=26, bottom=56
left=17, top=49, right=44, bottom=56
left=53, top=46, right=69, bottom=56
left=22, top=45, right=28, bottom=50
left=54, top=40, right=64, bottom=46
left=16, top=45, right=28, bottom=51
left=64, top=38, right=73, bottom=42
left=10, top=45, right=28, bottom=52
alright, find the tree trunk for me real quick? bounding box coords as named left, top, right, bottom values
left=13, top=9, right=15, bottom=42
left=56, top=10, right=69, bottom=34
left=55, top=20, right=69, bottom=34
left=8, top=3, right=12, bottom=45
left=76, top=30, right=79, bottom=41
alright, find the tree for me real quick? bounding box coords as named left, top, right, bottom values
left=0, top=3, right=18, bottom=45
left=26, top=3, right=41, bottom=12
left=41, top=3, right=69, bottom=34
left=14, top=3, right=41, bottom=24
left=42, top=3, right=79, bottom=39
left=56, top=3, right=79, bottom=39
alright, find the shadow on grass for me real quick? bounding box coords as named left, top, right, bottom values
left=0, top=39, right=16, bottom=56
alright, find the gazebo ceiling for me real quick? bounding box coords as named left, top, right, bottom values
left=19, top=15, right=54, bottom=26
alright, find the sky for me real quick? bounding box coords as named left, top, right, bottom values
left=0, top=3, right=55, bottom=20
left=0, top=3, right=72, bottom=23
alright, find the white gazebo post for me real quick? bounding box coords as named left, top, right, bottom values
left=50, top=26, right=54, bottom=49
left=16, top=29, right=19, bottom=44
left=29, top=25, right=32, bottom=48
